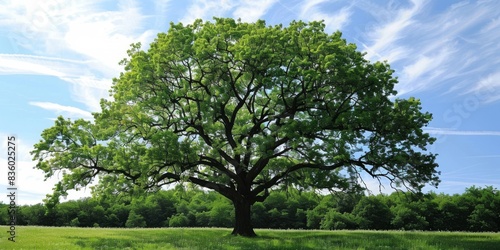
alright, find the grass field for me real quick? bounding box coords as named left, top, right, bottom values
left=0, top=226, right=499, bottom=249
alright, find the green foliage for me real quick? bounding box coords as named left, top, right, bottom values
left=31, top=18, right=439, bottom=236
left=0, top=203, right=8, bottom=225
left=391, top=205, right=429, bottom=230
left=388, top=192, right=438, bottom=230
left=128, top=193, right=176, bottom=227
left=69, top=218, right=80, bottom=227
left=209, top=201, right=234, bottom=227
left=435, top=194, right=467, bottom=231
left=464, top=186, right=499, bottom=232
left=320, top=210, right=359, bottom=230
left=352, top=196, right=392, bottom=230
left=31, top=18, right=438, bottom=234
left=54, top=200, right=79, bottom=226
left=168, top=214, right=189, bottom=227
left=306, top=195, right=335, bottom=229
left=125, top=210, right=146, bottom=228
left=468, top=204, right=498, bottom=232
left=105, top=203, right=130, bottom=227
left=251, top=202, right=268, bottom=228
left=16, top=204, right=47, bottom=226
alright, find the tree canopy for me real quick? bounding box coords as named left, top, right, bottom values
left=31, top=17, right=439, bottom=236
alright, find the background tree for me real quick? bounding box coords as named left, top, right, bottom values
left=16, top=204, right=46, bottom=226
left=53, top=200, right=79, bottom=227
left=31, top=18, right=438, bottom=236
left=0, top=203, right=9, bottom=225
left=464, top=186, right=499, bottom=232
left=352, top=196, right=392, bottom=230
left=307, top=195, right=335, bottom=229
left=389, top=192, right=436, bottom=230
left=434, top=194, right=466, bottom=231
left=168, top=214, right=190, bottom=227
left=209, top=199, right=234, bottom=227
left=105, top=203, right=130, bottom=227
left=125, top=210, right=146, bottom=228
left=320, top=210, right=359, bottom=230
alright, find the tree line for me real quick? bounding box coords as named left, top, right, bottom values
left=1, top=185, right=498, bottom=232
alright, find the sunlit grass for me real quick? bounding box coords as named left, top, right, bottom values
left=0, top=226, right=499, bottom=249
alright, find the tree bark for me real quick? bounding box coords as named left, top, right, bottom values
left=231, top=198, right=257, bottom=237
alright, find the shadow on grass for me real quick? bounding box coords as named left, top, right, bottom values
left=64, top=230, right=390, bottom=250
left=65, top=229, right=323, bottom=250
left=424, top=233, right=500, bottom=250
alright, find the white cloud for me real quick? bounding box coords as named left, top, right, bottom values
left=0, top=1, right=165, bottom=205
left=362, top=0, right=425, bottom=62
left=424, top=127, right=500, bottom=136
left=29, top=101, right=93, bottom=120
left=153, top=0, right=172, bottom=27
left=62, top=1, right=155, bottom=77
left=466, top=155, right=500, bottom=158
left=0, top=0, right=158, bottom=117
left=61, top=76, right=112, bottom=112
left=232, top=0, right=278, bottom=22
left=464, top=71, right=500, bottom=103
left=482, top=16, right=500, bottom=32
left=0, top=1, right=98, bottom=54
left=356, top=0, right=500, bottom=101
left=299, top=0, right=352, bottom=32
left=0, top=54, right=111, bottom=114
left=397, top=46, right=452, bottom=95
left=402, top=56, right=432, bottom=81
left=181, top=0, right=237, bottom=25
left=0, top=54, right=87, bottom=77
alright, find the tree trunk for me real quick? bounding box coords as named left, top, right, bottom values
left=232, top=198, right=257, bottom=237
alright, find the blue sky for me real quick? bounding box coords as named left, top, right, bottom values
left=1, top=0, right=499, bottom=205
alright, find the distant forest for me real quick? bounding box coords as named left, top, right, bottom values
left=2, top=185, right=498, bottom=232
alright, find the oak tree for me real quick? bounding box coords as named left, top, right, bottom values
left=31, top=18, right=439, bottom=236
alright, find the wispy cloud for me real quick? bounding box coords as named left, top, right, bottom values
left=153, top=0, right=172, bottom=27
left=63, top=1, right=155, bottom=76
left=424, top=127, right=500, bottom=136
left=398, top=46, right=453, bottom=95
left=466, top=155, right=500, bottom=159
left=0, top=54, right=88, bottom=77
left=29, top=101, right=93, bottom=120
left=61, top=76, right=112, bottom=112
left=181, top=0, right=237, bottom=24
left=233, top=0, right=278, bottom=22
left=299, top=0, right=352, bottom=32
left=0, top=132, right=34, bottom=162
left=0, top=54, right=111, bottom=112
left=355, top=0, right=500, bottom=100
left=361, top=0, right=425, bottom=63
left=0, top=0, right=157, bottom=118
left=467, top=71, right=500, bottom=103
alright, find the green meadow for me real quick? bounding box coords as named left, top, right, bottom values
left=1, top=226, right=499, bottom=249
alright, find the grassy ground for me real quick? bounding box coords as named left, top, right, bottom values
left=0, top=226, right=499, bottom=249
